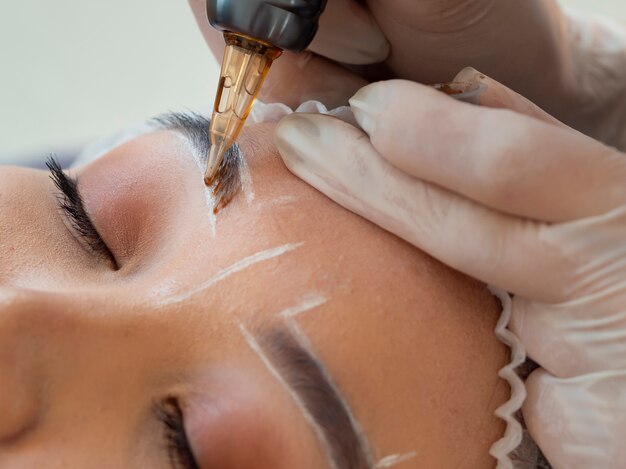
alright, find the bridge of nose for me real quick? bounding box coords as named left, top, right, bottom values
left=0, top=288, right=167, bottom=446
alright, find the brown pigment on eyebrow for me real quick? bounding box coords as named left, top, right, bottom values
left=210, top=144, right=242, bottom=214
left=149, top=112, right=242, bottom=215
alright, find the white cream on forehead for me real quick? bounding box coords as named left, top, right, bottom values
left=278, top=292, right=327, bottom=318
left=156, top=242, right=304, bottom=306
left=376, top=452, right=418, bottom=468
left=238, top=153, right=255, bottom=204
left=171, top=132, right=219, bottom=235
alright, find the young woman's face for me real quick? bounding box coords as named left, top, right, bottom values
left=0, top=118, right=509, bottom=468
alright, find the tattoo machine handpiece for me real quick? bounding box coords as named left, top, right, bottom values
left=204, top=0, right=328, bottom=186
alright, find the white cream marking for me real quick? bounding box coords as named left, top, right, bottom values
left=266, top=194, right=298, bottom=207
left=238, top=150, right=255, bottom=204
left=174, top=133, right=217, bottom=235
left=376, top=451, right=418, bottom=468
left=238, top=322, right=338, bottom=469
left=157, top=242, right=303, bottom=306
left=279, top=293, right=327, bottom=319
left=204, top=190, right=217, bottom=237
left=284, top=318, right=374, bottom=465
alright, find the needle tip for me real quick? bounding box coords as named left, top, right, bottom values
left=204, top=142, right=228, bottom=187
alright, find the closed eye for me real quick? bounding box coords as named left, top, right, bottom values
left=155, top=397, right=199, bottom=469
left=46, top=156, right=118, bottom=269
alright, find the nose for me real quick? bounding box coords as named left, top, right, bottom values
left=0, top=287, right=55, bottom=443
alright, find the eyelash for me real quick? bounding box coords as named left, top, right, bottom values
left=155, top=398, right=199, bottom=469
left=46, top=156, right=194, bottom=465
left=46, top=156, right=117, bottom=266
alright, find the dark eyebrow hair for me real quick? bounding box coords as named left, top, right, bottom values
left=151, top=112, right=242, bottom=213
left=155, top=114, right=372, bottom=465
left=259, top=327, right=373, bottom=469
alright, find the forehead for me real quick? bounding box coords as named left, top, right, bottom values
left=73, top=120, right=453, bottom=308
left=0, top=119, right=507, bottom=466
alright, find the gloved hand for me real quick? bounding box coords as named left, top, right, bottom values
left=274, top=72, right=626, bottom=468
left=189, top=0, right=626, bottom=149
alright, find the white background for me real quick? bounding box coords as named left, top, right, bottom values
left=1, top=0, right=624, bottom=164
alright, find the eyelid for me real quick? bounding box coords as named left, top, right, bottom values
left=46, top=156, right=119, bottom=269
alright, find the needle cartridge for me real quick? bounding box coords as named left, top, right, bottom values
left=204, top=33, right=282, bottom=186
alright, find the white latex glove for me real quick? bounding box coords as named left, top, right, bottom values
left=562, top=7, right=626, bottom=151
left=189, top=0, right=626, bottom=149
left=274, top=71, right=626, bottom=468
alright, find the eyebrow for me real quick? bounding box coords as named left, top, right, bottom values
left=152, top=112, right=242, bottom=213
left=156, top=114, right=372, bottom=465
left=257, top=326, right=373, bottom=469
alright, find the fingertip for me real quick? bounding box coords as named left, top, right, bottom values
left=274, top=113, right=327, bottom=174
left=348, top=80, right=402, bottom=132
left=432, top=82, right=488, bottom=105
left=453, top=67, right=565, bottom=126
left=349, top=80, right=449, bottom=136
left=350, top=79, right=451, bottom=112
left=274, top=112, right=377, bottom=213
left=309, top=0, right=390, bottom=65
left=454, top=66, right=487, bottom=83
left=348, top=84, right=381, bottom=136
left=274, top=111, right=378, bottom=183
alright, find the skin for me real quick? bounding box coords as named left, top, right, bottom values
left=0, top=122, right=510, bottom=468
